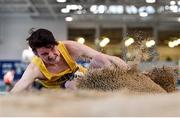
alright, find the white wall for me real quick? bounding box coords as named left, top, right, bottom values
left=0, top=17, right=67, bottom=60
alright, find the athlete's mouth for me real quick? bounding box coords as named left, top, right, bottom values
left=48, top=56, right=56, bottom=62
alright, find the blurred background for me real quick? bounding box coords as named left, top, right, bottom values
left=0, top=0, right=179, bottom=91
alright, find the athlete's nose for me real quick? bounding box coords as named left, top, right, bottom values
left=48, top=52, right=55, bottom=60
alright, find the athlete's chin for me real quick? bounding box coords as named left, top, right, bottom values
left=47, top=61, right=56, bottom=66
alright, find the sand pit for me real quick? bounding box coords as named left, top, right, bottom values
left=0, top=89, right=180, bottom=117
left=0, top=64, right=179, bottom=117
left=1, top=64, right=178, bottom=117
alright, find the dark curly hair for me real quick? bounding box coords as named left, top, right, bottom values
left=26, top=28, right=58, bottom=52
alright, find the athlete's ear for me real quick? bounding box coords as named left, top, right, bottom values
left=33, top=50, right=38, bottom=56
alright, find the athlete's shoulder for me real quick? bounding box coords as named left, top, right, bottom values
left=27, top=62, right=40, bottom=72
left=61, top=40, right=80, bottom=49
left=26, top=62, right=44, bottom=77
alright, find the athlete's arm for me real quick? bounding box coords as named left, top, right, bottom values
left=63, top=41, right=128, bottom=69
left=10, top=62, right=40, bottom=93
left=105, top=55, right=128, bottom=70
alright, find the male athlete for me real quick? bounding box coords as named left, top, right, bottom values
left=11, top=28, right=128, bottom=93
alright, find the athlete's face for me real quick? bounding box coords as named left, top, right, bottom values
left=36, top=45, right=60, bottom=65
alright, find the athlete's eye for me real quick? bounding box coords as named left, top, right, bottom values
left=41, top=53, right=48, bottom=56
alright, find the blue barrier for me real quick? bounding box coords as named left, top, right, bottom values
left=0, top=60, right=27, bottom=80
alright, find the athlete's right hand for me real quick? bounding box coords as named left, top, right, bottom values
left=65, top=79, right=78, bottom=90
